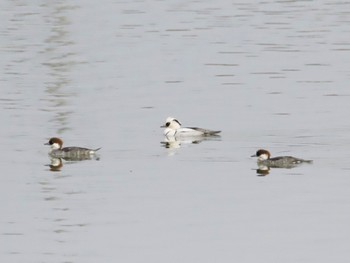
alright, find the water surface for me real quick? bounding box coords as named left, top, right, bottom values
left=1, top=0, right=350, bottom=262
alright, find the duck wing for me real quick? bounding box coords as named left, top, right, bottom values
left=188, top=127, right=221, bottom=135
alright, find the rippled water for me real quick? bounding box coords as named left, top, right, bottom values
left=1, top=0, right=350, bottom=262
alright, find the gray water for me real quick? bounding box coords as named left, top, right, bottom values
left=1, top=0, right=350, bottom=262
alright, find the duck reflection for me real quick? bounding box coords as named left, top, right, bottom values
left=161, top=135, right=221, bottom=155
left=46, top=155, right=100, bottom=172
left=253, top=161, right=313, bottom=176
left=161, top=136, right=203, bottom=149
left=252, top=164, right=271, bottom=176
left=47, top=157, right=64, bottom=172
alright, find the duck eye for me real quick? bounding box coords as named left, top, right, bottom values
left=166, top=122, right=170, bottom=127
left=49, top=139, right=53, bottom=144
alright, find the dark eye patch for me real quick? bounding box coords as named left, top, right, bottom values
left=166, top=122, right=170, bottom=127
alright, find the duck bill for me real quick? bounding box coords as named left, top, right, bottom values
left=251, top=154, right=257, bottom=157
left=44, top=142, right=50, bottom=145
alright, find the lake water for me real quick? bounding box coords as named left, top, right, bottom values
left=1, top=0, right=350, bottom=262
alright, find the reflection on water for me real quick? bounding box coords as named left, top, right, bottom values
left=161, top=135, right=221, bottom=155
left=42, top=2, right=82, bottom=134
left=253, top=161, right=313, bottom=176
left=46, top=157, right=64, bottom=172
left=46, top=156, right=100, bottom=172
left=162, top=136, right=205, bottom=148
left=1, top=1, right=80, bottom=134
left=254, top=164, right=296, bottom=176
left=254, top=166, right=271, bottom=176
